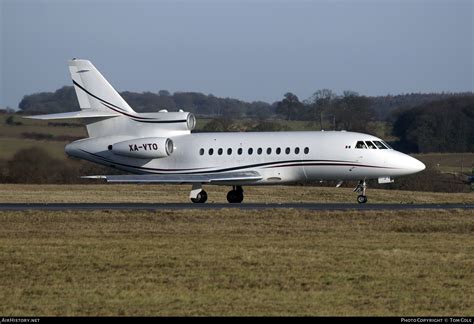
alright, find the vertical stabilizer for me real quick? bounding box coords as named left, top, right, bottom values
left=68, top=59, right=135, bottom=113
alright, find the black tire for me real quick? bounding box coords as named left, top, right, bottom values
left=227, top=190, right=244, bottom=203
left=357, top=195, right=367, bottom=204
left=191, top=190, right=208, bottom=203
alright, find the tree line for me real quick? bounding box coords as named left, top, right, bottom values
left=17, top=86, right=273, bottom=119
left=16, top=86, right=474, bottom=153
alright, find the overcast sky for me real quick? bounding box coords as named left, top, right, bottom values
left=1, top=0, right=473, bottom=109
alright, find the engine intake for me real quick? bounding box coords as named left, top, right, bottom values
left=111, top=137, right=173, bottom=159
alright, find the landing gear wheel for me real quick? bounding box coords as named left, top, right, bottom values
left=227, top=186, right=244, bottom=203
left=191, top=190, right=208, bottom=203
left=354, top=180, right=368, bottom=204
left=357, top=195, right=368, bottom=204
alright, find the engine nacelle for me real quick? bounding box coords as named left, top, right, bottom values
left=110, top=137, right=173, bottom=159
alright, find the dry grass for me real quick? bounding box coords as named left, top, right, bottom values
left=0, top=209, right=472, bottom=316
left=415, top=153, right=474, bottom=174
left=0, top=183, right=471, bottom=204
left=0, top=138, right=69, bottom=160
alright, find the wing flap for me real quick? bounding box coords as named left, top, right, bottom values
left=82, top=171, right=262, bottom=184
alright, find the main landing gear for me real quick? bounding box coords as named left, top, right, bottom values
left=191, top=190, right=207, bottom=203
left=189, top=184, right=207, bottom=203
left=354, top=180, right=368, bottom=204
left=189, top=184, right=245, bottom=203
left=227, top=186, right=244, bottom=203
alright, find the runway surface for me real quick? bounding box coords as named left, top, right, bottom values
left=0, top=203, right=473, bottom=211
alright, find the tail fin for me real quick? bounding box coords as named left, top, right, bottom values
left=69, top=59, right=135, bottom=114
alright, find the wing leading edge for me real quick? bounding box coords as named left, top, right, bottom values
left=82, top=171, right=263, bottom=184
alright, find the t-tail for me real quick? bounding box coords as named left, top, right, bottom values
left=69, top=59, right=135, bottom=115
left=25, top=59, right=195, bottom=138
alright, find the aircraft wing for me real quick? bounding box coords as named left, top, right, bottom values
left=82, top=171, right=262, bottom=184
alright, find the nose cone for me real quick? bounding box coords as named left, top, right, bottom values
left=400, top=154, right=425, bottom=175
left=412, top=158, right=426, bottom=173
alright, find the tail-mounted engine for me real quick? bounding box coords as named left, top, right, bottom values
left=110, top=137, right=173, bottom=159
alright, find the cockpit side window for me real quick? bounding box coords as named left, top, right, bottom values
left=355, top=141, right=367, bottom=149
left=382, top=141, right=392, bottom=149
left=373, top=141, right=388, bottom=149
left=365, top=141, right=377, bottom=149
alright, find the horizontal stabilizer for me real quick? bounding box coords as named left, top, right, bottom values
left=25, top=109, right=120, bottom=120
left=82, top=171, right=263, bottom=184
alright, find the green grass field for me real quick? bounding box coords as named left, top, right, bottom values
left=0, top=114, right=84, bottom=160
left=0, top=208, right=473, bottom=316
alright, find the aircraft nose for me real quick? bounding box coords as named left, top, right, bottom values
left=388, top=151, right=426, bottom=176
left=402, top=154, right=425, bottom=174
left=413, top=158, right=426, bottom=172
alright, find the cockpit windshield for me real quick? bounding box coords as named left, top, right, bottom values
left=355, top=141, right=367, bottom=149
left=373, top=141, right=388, bottom=149
left=354, top=140, right=392, bottom=150
left=365, top=141, right=377, bottom=149
left=382, top=141, right=392, bottom=149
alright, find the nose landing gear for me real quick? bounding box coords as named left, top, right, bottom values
left=354, top=180, right=368, bottom=204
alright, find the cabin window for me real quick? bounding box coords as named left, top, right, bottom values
left=209, top=148, right=214, bottom=155
left=238, top=148, right=243, bottom=155
left=285, top=147, right=290, bottom=154
left=355, top=141, right=367, bottom=149
left=365, top=141, right=377, bottom=149
left=227, top=148, right=232, bottom=155
left=276, top=147, right=281, bottom=155
left=199, top=148, right=204, bottom=155
left=295, top=147, right=300, bottom=154
left=304, top=147, right=309, bottom=154
left=267, top=148, right=272, bottom=154
left=248, top=148, right=253, bottom=155
left=218, top=148, right=223, bottom=155
left=373, top=141, right=387, bottom=149
left=257, top=148, right=262, bottom=155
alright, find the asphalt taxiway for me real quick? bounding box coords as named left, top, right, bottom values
left=0, top=203, right=472, bottom=211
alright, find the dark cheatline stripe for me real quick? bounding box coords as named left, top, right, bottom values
left=99, top=102, right=153, bottom=119
left=80, top=150, right=396, bottom=175
left=73, top=80, right=188, bottom=124
left=73, top=80, right=130, bottom=114
left=101, top=102, right=187, bottom=123
left=131, top=118, right=188, bottom=124
left=267, top=163, right=397, bottom=170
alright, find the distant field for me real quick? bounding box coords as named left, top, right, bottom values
left=0, top=114, right=86, bottom=137
left=0, top=137, right=69, bottom=160
left=0, top=115, right=84, bottom=160
left=0, top=208, right=472, bottom=316
left=0, top=184, right=471, bottom=204
left=414, top=153, right=474, bottom=175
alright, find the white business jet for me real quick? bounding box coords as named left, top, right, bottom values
left=28, top=59, right=425, bottom=204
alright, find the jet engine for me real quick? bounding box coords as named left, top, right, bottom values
left=110, top=137, right=173, bottom=159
